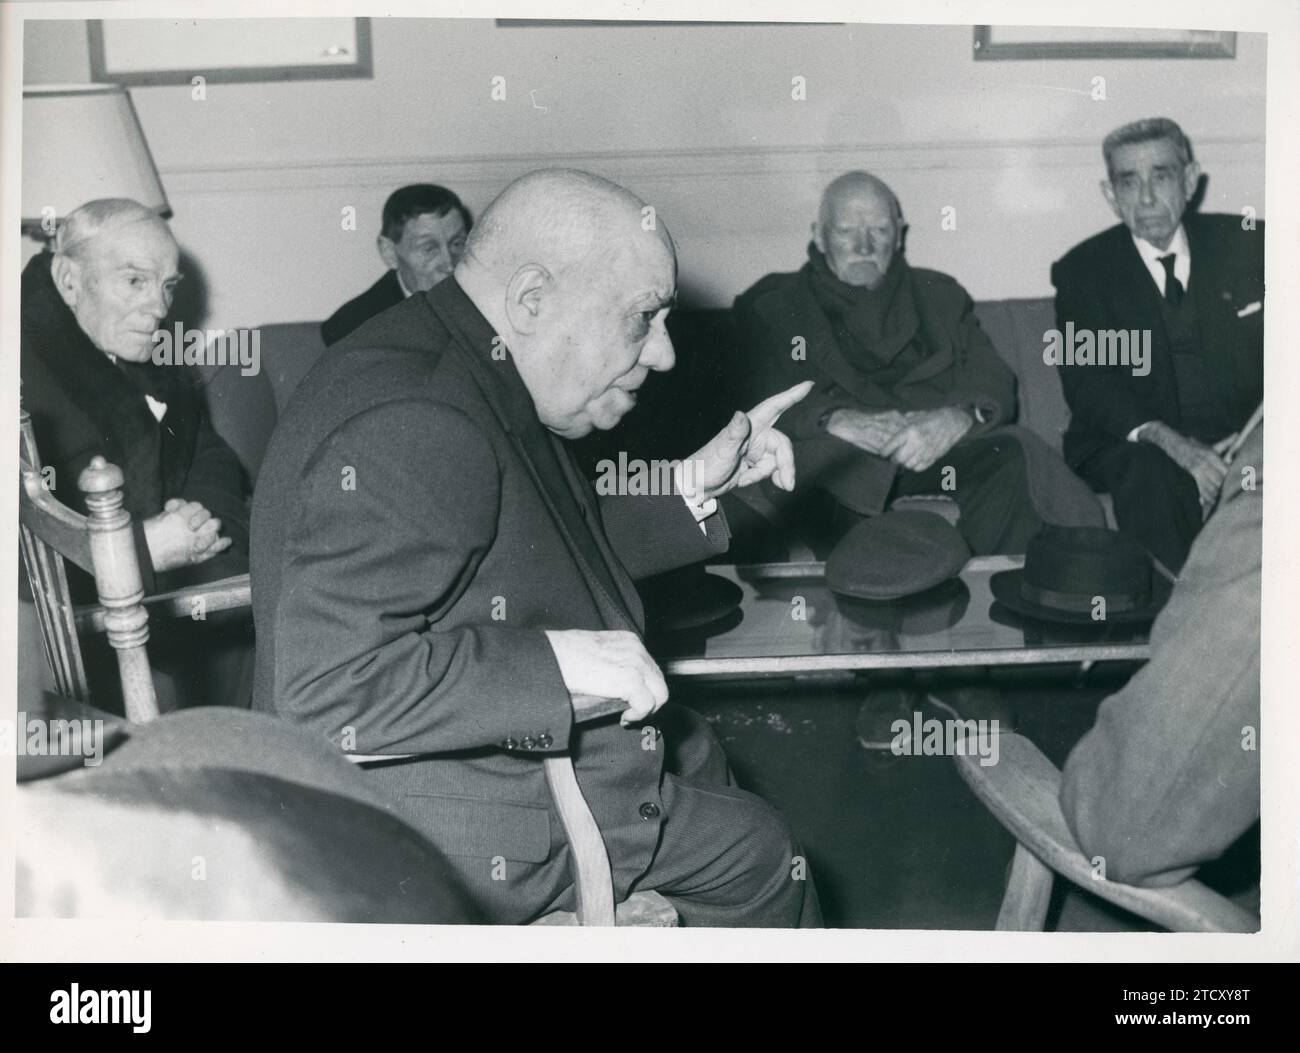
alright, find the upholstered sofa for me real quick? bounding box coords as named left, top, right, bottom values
left=201, top=298, right=1071, bottom=494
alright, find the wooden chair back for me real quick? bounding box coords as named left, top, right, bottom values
left=949, top=716, right=1258, bottom=933
left=19, top=409, right=158, bottom=722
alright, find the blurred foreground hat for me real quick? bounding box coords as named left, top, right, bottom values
left=990, top=526, right=1172, bottom=625
left=16, top=708, right=480, bottom=923
left=826, top=510, right=971, bottom=600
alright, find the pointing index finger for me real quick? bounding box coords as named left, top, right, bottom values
left=747, top=381, right=814, bottom=436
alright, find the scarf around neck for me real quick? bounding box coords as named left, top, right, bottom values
left=803, top=243, right=921, bottom=369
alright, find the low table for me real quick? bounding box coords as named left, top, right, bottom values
left=656, top=556, right=1153, bottom=681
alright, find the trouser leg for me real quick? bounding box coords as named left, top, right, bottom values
left=894, top=432, right=1041, bottom=555
left=633, top=771, right=823, bottom=927
left=1075, top=441, right=1202, bottom=572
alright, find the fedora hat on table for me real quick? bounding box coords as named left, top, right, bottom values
left=990, top=526, right=1173, bottom=626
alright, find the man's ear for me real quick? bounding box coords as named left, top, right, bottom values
left=1100, top=179, right=1121, bottom=219
left=377, top=235, right=399, bottom=272
left=1181, top=161, right=1202, bottom=201
left=811, top=220, right=826, bottom=255
left=503, top=263, right=550, bottom=336
left=49, top=254, right=82, bottom=308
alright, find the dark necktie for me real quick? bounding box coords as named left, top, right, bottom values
left=1158, top=253, right=1185, bottom=306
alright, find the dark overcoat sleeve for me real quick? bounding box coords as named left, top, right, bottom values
left=734, top=286, right=853, bottom=441
left=943, top=285, right=1016, bottom=434
left=597, top=492, right=729, bottom=581
left=267, top=398, right=575, bottom=756
left=181, top=401, right=251, bottom=555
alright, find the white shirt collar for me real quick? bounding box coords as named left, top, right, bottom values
left=395, top=270, right=413, bottom=298
left=1131, top=224, right=1191, bottom=296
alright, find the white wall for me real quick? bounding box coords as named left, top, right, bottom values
left=23, top=17, right=1267, bottom=327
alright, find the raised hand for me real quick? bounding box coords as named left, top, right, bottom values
left=683, top=381, right=813, bottom=499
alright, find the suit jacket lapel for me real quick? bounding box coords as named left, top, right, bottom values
left=1111, top=229, right=1171, bottom=343
left=549, top=435, right=645, bottom=627
left=1185, top=216, right=1235, bottom=352
left=1103, top=229, right=1182, bottom=414
left=377, top=270, right=405, bottom=311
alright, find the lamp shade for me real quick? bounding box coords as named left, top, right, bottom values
left=22, top=83, right=168, bottom=230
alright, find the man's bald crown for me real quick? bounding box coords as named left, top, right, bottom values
left=818, top=171, right=903, bottom=228
left=459, top=169, right=657, bottom=282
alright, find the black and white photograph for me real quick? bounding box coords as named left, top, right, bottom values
left=3, top=0, right=1297, bottom=975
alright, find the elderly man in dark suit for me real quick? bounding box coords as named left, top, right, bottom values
left=21, top=198, right=251, bottom=710
left=321, top=183, right=471, bottom=346
left=252, top=169, right=820, bottom=926
left=1052, top=118, right=1264, bottom=573
left=736, top=171, right=1103, bottom=556
left=21, top=198, right=247, bottom=585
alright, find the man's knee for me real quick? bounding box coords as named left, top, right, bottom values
left=667, top=776, right=800, bottom=877
left=1111, top=444, right=1197, bottom=502
left=959, top=428, right=1032, bottom=485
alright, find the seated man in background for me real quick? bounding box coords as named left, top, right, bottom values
left=736, top=171, right=1102, bottom=556
left=253, top=169, right=820, bottom=927
left=1060, top=424, right=1260, bottom=919
left=20, top=198, right=251, bottom=709
left=321, top=183, right=472, bottom=346
left=1052, top=118, right=1263, bottom=573
left=21, top=198, right=247, bottom=588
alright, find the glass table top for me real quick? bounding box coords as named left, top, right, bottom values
left=651, top=557, right=1153, bottom=679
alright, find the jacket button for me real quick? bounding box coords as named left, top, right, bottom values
left=638, top=802, right=661, bottom=820
left=502, top=737, right=518, bottom=750
left=537, top=733, right=553, bottom=748
left=522, top=736, right=536, bottom=750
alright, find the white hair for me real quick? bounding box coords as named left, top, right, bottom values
left=54, top=198, right=166, bottom=261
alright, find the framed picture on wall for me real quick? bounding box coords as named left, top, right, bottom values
left=973, top=26, right=1236, bottom=60
left=88, top=18, right=373, bottom=85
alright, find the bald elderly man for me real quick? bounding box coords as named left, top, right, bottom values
left=736, top=172, right=1103, bottom=553
left=21, top=198, right=251, bottom=709
left=251, top=169, right=821, bottom=926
